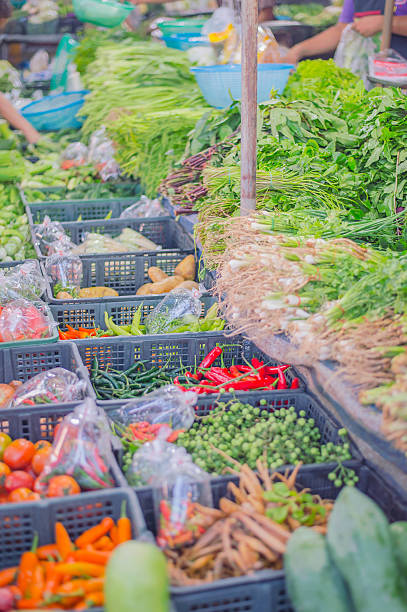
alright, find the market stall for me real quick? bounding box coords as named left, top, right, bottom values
left=0, top=0, right=406, bottom=610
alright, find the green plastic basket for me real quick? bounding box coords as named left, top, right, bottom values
left=72, top=0, right=134, bottom=27
left=158, top=18, right=207, bottom=36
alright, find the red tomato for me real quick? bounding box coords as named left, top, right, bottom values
left=8, top=488, right=40, bottom=503
left=5, top=471, right=34, bottom=493
left=47, top=475, right=80, bottom=498
left=0, top=462, right=10, bottom=490
left=34, top=440, right=52, bottom=451
left=31, top=447, right=52, bottom=476
left=3, top=439, right=35, bottom=470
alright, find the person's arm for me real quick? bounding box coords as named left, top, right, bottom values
left=284, top=22, right=348, bottom=64
left=0, top=93, right=40, bottom=144
left=353, top=15, right=407, bottom=37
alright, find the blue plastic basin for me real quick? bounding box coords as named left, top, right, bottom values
left=191, top=64, right=294, bottom=108
left=162, top=33, right=210, bottom=51
left=21, top=90, right=89, bottom=131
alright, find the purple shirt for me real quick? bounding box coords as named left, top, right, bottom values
left=340, top=0, right=407, bottom=22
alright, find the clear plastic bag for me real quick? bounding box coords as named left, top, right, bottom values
left=0, top=299, right=54, bottom=343
left=0, top=260, right=45, bottom=303
left=87, top=127, right=121, bottom=181
left=45, top=252, right=83, bottom=297
left=34, top=216, right=69, bottom=255
left=128, top=433, right=213, bottom=548
left=119, top=196, right=166, bottom=219
left=61, top=142, right=88, bottom=167
left=29, top=50, right=50, bottom=73
left=11, top=367, right=86, bottom=408
left=37, top=398, right=116, bottom=494
left=111, top=385, right=197, bottom=430
left=369, top=48, right=407, bottom=83
left=145, top=289, right=201, bottom=335
left=334, top=24, right=378, bottom=86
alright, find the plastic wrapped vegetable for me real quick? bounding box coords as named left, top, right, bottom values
left=145, top=289, right=202, bottom=335
left=0, top=299, right=54, bottom=343
left=120, top=196, right=166, bottom=219
left=45, top=251, right=83, bottom=298
left=88, top=127, right=121, bottom=181
left=37, top=398, right=116, bottom=494
left=11, top=367, right=87, bottom=408
left=61, top=142, right=88, bottom=168
left=34, top=216, right=69, bottom=255
left=111, top=385, right=196, bottom=431
left=0, top=260, right=45, bottom=303
left=129, top=434, right=213, bottom=548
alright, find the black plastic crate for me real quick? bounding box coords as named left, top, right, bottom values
left=0, top=404, right=127, bottom=489
left=0, top=487, right=145, bottom=571
left=137, top=462, right=406, bottom=612
left=31, top=216, right=194, bottom=259
left=26, top=197, right=137, bottom=224
left=132, top=391, right=360, bottom=531
left=43, top=252, right=213, bottom=304
left=76, top=334, right=304, bottom=408
left=0, top=341, right=95, bottom=409
left=21, top=181, right=140, bottom=206
left=50, top=294, right=219, bottom=335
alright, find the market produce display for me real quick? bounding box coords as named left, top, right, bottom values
left=1, top=12, right=407, bottom=612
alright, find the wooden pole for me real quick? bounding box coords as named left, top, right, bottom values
left=381, top=0, right=395, bottom=51
left=240, top=0, right=258, bottom=215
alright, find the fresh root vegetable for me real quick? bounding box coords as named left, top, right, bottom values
left=174, top=255, right=195, bottom=281
left=136, top=257, right=197, bottom=296
left=166, top=461, right=333, bottom=584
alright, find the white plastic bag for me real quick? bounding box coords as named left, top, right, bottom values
left=334, top=24, right=378, bottom=86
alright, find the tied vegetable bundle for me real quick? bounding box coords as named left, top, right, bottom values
left=213, top=217, right=407, bottom=454
left=80, top=41, right=209, bottom=196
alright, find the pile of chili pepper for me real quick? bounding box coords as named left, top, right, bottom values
left=0, top=506, right=132, bottom=610
left=59, top=326, right=108, bottom=340
left=173, top=347, right=300, bottom=395
left=91, top=358, right=183, bottom=400
left=90, top=350, right=300, bottom=401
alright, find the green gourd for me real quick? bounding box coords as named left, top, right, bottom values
left=284, top=527, right=353, bottom=612
left=327, top=487, right=407, bottom=612
left=105, top=541, right=170, bottom=612
left=390, top=522, right=407, bottom=595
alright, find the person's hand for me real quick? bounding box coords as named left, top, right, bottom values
left=26, top=126, right=41, bottom=145
left=283, top=46, right=301, bottom=65
left=352, top=15, right=384, bottom=37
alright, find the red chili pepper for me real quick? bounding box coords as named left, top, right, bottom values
left=224, top=380, right=266, bottom=391
left=277, top=367, right=288, bottom=390
left=291, top=377, right=300, bottom=389
left=204, top=367, right=234, bottom=384
left=265, top=365, right=290, bottom=375
left=251, top=358, right=265, bottom=377
left=160, top=500, right=171, bottom=522
left=185, top=371, right=200, bottom=382
left=229, top=365, right=242, bottom=378
left=197, top=347, right=222, bottom=370
left=235, top=365, right=252, bottom=373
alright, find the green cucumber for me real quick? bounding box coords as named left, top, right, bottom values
left=327, top=487, right=407, bottom=612
left=105, top=540, right=169, bottom=612
left=284, top=527, right=353, bottom=612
